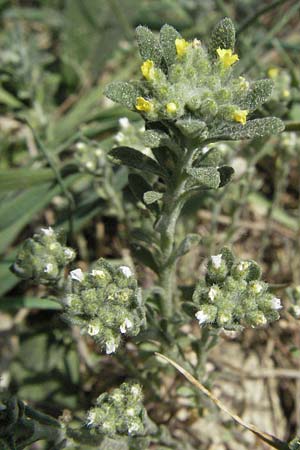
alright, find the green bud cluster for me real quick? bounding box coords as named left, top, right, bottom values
left=192, top=248, right=282, bottom=330
left=286, top=286, right=300, bottom=319
left=11, top=227, right=75, bottom=284
left=75, top=141, right=106, bottom=175
left=289, top=436, right=300, bottom=450
left=106, top=19, right=284, bottom=142
left=86, top=382, right=146, bottom=437
left=62, top=259, right=146, bottom=354
left=267, top=67, right=292, bottom=103
left=115, top=117, right=151, bottom=155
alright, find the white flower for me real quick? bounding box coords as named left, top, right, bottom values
left=44, top=263, right=54, bottom=273
left=211, top=254, right=222, bottom=269
left=70, top=268, right=84, bottom=282
left=115, top=132, right=124, bottom=143
left=195, top=310, right=208, bottom=325
left=86, top=410, right=96, bottom=427
left=119, top=265, right=132, bottom=278
left=202, top=146, right=210, bottom=154
left=131, top=385, right=141, bottom=397
left=41, top=227, right=54, bottom=236
left=237, top=261, right=249, bottom=272
left=120, top=318, right=133, bottom=334
left=91, top=269, right=106, bottom=278
left=251, top=282, right=263, bottom=294
left=75, top=142, right=86, bottom=150
left=271, top=297, right=282, bottom=310
left=85, top=161, right=95, bottom=170
left=87, top=324, right=100, bottom=336
left=64, top=248, right=75, bottom=259
left=208, top=287, right=218, bottom=301
left=105, top=340, right=116, bottom=354
left=119, top=117, right=130, bottom=129
left=126, top=408, right=135, bottom=417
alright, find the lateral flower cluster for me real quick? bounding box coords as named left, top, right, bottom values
left=11, top=227, right=75, bottom=283
left=86, top=382, right=146, bottom=437
left=63, top=259, right=146, bottom=354
left=193, top=248, right=282, bottom=330
left=75, top=141, right=106, bottom=176
left=105, top=18, right=282, bottom=142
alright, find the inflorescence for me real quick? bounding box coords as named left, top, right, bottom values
left=105, top=18, right=281, bottom=143
left=86, top=382, right=146, bottom=437
left=62, top=259, right=146, bottom=354
left=193, top=248, right=282, bottom=330
left=11, top=227, right=75, bottom=284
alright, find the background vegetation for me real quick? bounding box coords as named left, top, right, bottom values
left=0, top=1, right=300, bottom=449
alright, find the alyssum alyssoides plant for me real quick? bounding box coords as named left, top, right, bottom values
left=9, top=18, right=296, bottom=450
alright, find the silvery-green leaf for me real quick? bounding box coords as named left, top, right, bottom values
left=210, top=117, right=285, bottom=140
left=175, top=234, right=201, bottom=258
left=186, top=167, right=220, bottom=189
left=136, top=26, right=162, bottom=65
left=160, top=24, right=181, bottom=66
left=176, top=119, right=207, bottom=139
left=110, top=147, right=166, bottom=177
left=240, top=79, right=273, bottom=110
left=208, top=17, right=236, bottom=58
left=143, top=191, right=163, bottom=205
left=104, top=82, right=139, bottom=109
left=143, top=130, right=170, bottom=148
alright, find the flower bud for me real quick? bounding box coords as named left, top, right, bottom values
left=11, top=228, right=75, bottom=284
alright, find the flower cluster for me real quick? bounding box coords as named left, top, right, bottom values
left=286, top=286, right=300, bottom=319
left=11, top=227, right=75, bottom=284
left=192, top=248, right=282, bottom=330
left=62, top=259, right=146, bottom=354
left=115, top=117, right=148, bottom=151
left=86, top=382, right=146, bottom=437
left=75, top=141, right=106, bottom=176
left=105, top=18, right=278, bottom=141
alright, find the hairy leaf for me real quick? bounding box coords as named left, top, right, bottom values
left=136, top=26, right=162, bottom=65
left=186, top=167, right=221, bottom=189
left=208, top=17, right=236, bottom=58
left=159, top=24, right=181, bottom=66
left=110, top=147, right=166, bottom=177
left=105, top=82, right=140, bottom=109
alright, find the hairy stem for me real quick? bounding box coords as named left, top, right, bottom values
left=157, top=143, right=198, bottom=317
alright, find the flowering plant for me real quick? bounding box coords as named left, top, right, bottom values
left=6, top=17, right=299, bottom=450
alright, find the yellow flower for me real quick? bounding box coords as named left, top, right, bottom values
left=282, top=89, right=290, bottom=98
left=141, top=59, right=155, bottom=81
left=175, top=38, right=190, bottom=57
left=166, top=102, right=177, bottom=114
left=216, top=48, right=239, bottom=67
left=268, top=67, right=279, bottom=79
left=135, top=97, right=153, bottom=113
left=232, top=109, right=248, bottom=125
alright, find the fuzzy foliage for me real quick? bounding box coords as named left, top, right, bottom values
left=11, top=227, right=75, bottom=284
left=62, top=260, right=146, bottom=354
left=86, top=382, right=146, bottom=437
left=192, top=248, right=282, bottom=330
left=105, top=19, right=284, bottom=142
